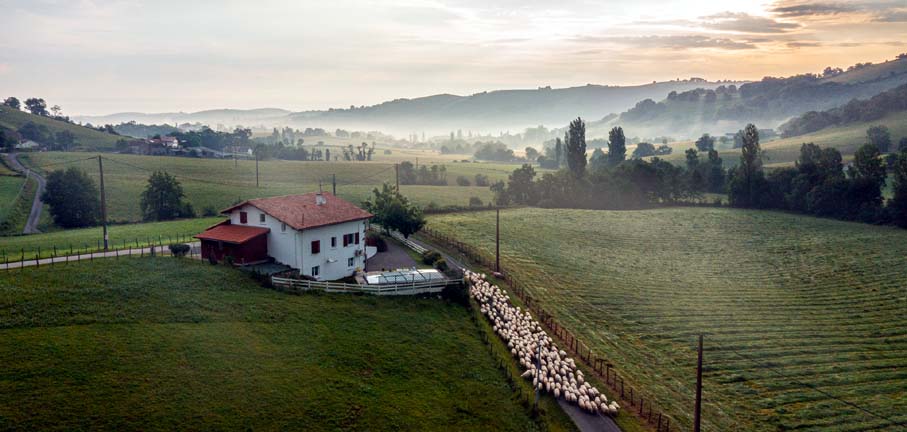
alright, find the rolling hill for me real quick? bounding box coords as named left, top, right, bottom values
left=588, top=56, right=907, bottom=140
left=72, top=80, right=742, bottom=136
left=0, top=106, right=123, bottom=151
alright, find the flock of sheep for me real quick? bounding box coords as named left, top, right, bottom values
left=466, top=270, right=620, bottom=416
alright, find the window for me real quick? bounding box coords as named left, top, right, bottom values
left=281, top=223, right=286, bottom=232
left=348, top=257, right=355, bottom=267
left=311, top=240, right=320, bottom=254
left=239, top=212, right=247, bottom=224
left=259, top=213, right=266, bottom=224
left=331, top=237, right=337, bottom=248
left=311, top=266, right=320, bottom=277
left=343, top=233, right=357, bottom=247
left=355, top=232, right=360, bottom=245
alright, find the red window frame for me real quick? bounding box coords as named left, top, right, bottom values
left=239, top=212, right=248, bottom=224
left=311, top=240, right=320, bottom=254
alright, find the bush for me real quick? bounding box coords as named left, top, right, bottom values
left=441, top=281, right=469, bottom=306
left=422, top=250, right=441, bottom=265
left=366, top=231, right=388, bottom=252
left=434, top=258, right=449, bottom=272
left=169, top=243, right=191, bottom=257
left=469, top=196, right=484, bottom=207
left=202, top=205, right=218, bottom=217
left=456, top=176, right=471, bottom=186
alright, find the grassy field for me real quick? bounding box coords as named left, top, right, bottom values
left=0, top=257, right=569, bottom=431
left=0, top=106, right=123, bottom=151
left=0, top=175, right=25, bottom=227
left=425, top=207, right=907, bottom=432
left=0, top=217, right=222, bottom=259
left=19, top=152, right=509, bottom=222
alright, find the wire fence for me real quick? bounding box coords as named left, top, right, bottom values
left=0, top=232, right=202, bottom=270
left=419, top=226, right=678, bottom=432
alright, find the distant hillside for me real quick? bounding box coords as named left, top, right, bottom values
left=286, top=80, right=741, bottom=135
left=73, top=80, right=741, bottom=136
left=779, top=83, right=907, bottom=137
left=589, top=56, right=907, bottom=140
left=0, top=106, right=123, bottom=150
left=73, top=108, right=292, bottom=129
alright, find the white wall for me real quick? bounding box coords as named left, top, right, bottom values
left=229, top=205, right=367, bottom=281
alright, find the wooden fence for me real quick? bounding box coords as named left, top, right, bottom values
left=271, top=276, right=461, bottom=296
left=1, top=235, right=202, bottom=270
left=419, top=227, right=678, bottom=432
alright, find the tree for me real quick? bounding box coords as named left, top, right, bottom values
left=850, top=144, right=886, bottom=190
left=900, top=137, right=907, bottom=153
left=729, top=124, right=766, bottom=207
left=24, top=98, right=48, bottom=116
left=554, top=138, right=562, bottom=168
left=631, top=142, right=655, bottom=159
left=866, top=125, right=891, bottom=153
left=525, top=146, right=539, bottom=161
left=565, top=118, right=587, bottom=178
left=589, top=148, right=607, bottom=171
left=607, top=126, right=626, bottom=166
left=889, top=150, right=907, bottom=228
left=3, top=97, right=20, bottom=110
left=41, top=167, right=100, bottom=228
left=505, top=164, right=538, bottom=204
left=706, top=150, right=725, bottom=193
left=363, top=184, right=424, bottom=238
left=54, top=130, right=76, bottom=151
left=685, top=148, right=699, bottom=171
left=695, top=134, right=715, bottom=152
left=140, top=171, right=194, bottom=221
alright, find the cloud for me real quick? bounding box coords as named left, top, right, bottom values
left=577, top=35, right=756, bottom=50
left=700, top=12, right=800, bottom=33
left=872, top=9, right=907, bottom=22
left=787, top=41, right=822, bottom=47
left=769, top=2, right=857, bottom=17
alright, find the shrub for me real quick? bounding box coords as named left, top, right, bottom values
left=469, top=196, right=484, bottom=207
left=434, top=258, right=449, bottom=272
left=169, top=243, right=191, bottom=257
left=366, top=231, right=388, bottom=252
left=456, top=176, right=471, bottom=186
left=422, top=250, right=442, bottom=265
left=202, top=205, right=218, bottom=217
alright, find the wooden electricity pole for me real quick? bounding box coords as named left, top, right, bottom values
left=694, top=334, right=703, bottom=432
left=495, top=208, right=500, bottom=272
left=332, top=173, right=336, bottom=195
left=98, top=156, right=108, bottom=250
left=395, top=163, right=400, bottom=191
left=255, top=152, right=260, bottom=188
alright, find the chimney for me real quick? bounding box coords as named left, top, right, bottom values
left=315, top=192, right=326, bottom=206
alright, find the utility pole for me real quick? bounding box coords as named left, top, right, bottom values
left=98, top=156, right=108, bottom=250
left=255, top=152, right=260, bottom=188
left=395, top=163, right=400, bottom=191
left=495, top=208, right=500, bottom=272
left=694, top=334, right=703, bottom=432
left=332, top=173, right=336, bottom=195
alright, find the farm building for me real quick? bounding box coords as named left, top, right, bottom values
left=195, top=192, right=373, bottom=280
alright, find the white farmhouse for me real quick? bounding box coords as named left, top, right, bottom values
left=196, top=192, right=372, bottom=280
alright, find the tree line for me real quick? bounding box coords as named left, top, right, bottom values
left=490, top=117, right=907, bottom=228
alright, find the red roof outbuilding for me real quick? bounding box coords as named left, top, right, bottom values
left=195, top=224, right=270, bottom=244
left=220, top=192, right=373, bottom=230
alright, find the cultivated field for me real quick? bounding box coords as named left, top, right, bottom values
left=0, top=258, right=562, bottom=431
left=425, top=207, right=907, bottom=431
left=19, top=152, right=511, bottom=222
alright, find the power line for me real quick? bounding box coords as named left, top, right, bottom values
left=30, top=155, right=99, bottom=170
left=100, top=156, right=250, bottom=187
left=327, top=165, right=395, bottom=187
left=716, top=342, right=907, bottom=428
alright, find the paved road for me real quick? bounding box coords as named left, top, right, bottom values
left=6, top=153, right=45, bottom=234
left=409, top=233, right=622, bottom=432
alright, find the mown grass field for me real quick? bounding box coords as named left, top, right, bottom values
left=0, top=175, right=25, bottom=226
left=0, top=258, right=563, bottom=431
left=19, top=152, right=508, bottom=222
left=0, top=217, right=222, bottom=259
left=425, top=207, right=907, bottom=432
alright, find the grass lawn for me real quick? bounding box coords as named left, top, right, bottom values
left=426, top=207, right=907, bottom=432
left=0, top=217, right=223, bottom=259
left=0, top=175, right=25, bottom=228
left=20, top=152, right=505, bottom=222
left=0, top=106, right=123, bottom=151
left=0, top=258, right=567, bottom=431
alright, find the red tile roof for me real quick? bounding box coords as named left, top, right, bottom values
left=221, top=192, right=373, bottom=231
left=195, top=224, right=270, bottom=244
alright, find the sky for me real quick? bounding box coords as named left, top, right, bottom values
left=0, top=0, right=905, bottom=115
